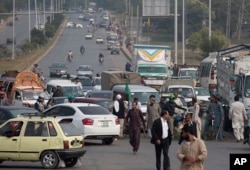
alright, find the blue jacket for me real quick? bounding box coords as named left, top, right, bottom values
left=214, top=101, right=224, bottom=127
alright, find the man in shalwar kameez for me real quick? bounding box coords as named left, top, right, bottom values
left=125, top=101, right=146, bottom=154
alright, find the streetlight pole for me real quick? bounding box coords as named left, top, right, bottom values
left=28, top=0, right=31, bottom=43
left=12, top=0, right=15, bottom=60
left=209, top=0, right=211, bottom=42
left=174, top=0, right=178, bottom=64
left=182, top=0, right=185, bottom=65
left=43, top=0, right=46, bottom=35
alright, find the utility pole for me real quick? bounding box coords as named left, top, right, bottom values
left=174, top=0, right=178, bottom=64
left=136, top=5, right=139, bottom=44
left=43, top=0, right=46, bottom=35
left=28, top=0, right=31, bottom=43
left=12, top=0, right=15, bottom=60
left=209, top=0, right=211, bottom=42
left=182, top=0, right=185, bottom=65
left=226, top=0, right=231, bottom=46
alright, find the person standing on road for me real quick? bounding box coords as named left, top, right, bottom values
left=178, top=113, right=197, bottom=144
left=113, top=94, right=125, bottom=138
left=192, top=96, right=201, bottom=139
left=151, top=110, right=172, bottom=170
left=125, top=101, right=146, bottom=154
left=213, top=95, right=224, bottom=141
left=146, top=96, right=161, bottom=137
left=74, top=77, right=83, bottom=89
left=159, top=96, right=166, bottom=111
left=204, top=95, right=216, bottom=132
left=177, top=126, right=207, bottom=170
left=229, top=95, right=248, bottom=142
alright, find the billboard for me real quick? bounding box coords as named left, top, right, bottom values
left=142, top=0, right=170, bottom=17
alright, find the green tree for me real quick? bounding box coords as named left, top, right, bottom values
left=187, top=28, right=227, bottom=57
left=31, top=28, right=47, bottom=46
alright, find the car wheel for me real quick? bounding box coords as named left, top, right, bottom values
left=64, top=157, right=78, bottom=167
left=102, top=137, right=114, bottom=145
left=41, top=151, right=59, bottom=169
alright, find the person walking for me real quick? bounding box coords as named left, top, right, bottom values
left=204, top=95, right=216, bottom=131
left=113, top=94, right=125, bottom=138
left=178, top=113, right=197, bottom=144
left=213, top=94, right=224, bottom=141
left=192, top=96, right=201, bottom=139
left=146, top=96, right=161, bottom=137
left=229, top=95, right=248, bottom=142
left=151, top=110, right=172, bottom=170
left=177, top=126, right=207, bottom=170
left=125, top=101, right=146, bottom=154
left=159, top=96, right=166, bottom=111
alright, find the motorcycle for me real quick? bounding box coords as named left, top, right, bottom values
left=80, top=48, right=85, bottom=55
left=99, top=57, right=104, bottom=65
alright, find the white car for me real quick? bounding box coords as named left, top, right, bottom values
left=194, top=87, right=210, bottom=102
left=85, top=33, right=93, bottom=39
left=78, top=15, right=84, bottom=19
left=76, top=64, right=93, bottom=79
left=43, top=103, right=120, bottom=145
left=96, top=36, right=104, bottom=44
left=66, top=22, right=74, bottom=28
left=76, top=23, right=83, bottom=29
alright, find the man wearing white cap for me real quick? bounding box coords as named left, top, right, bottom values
left=113, top=94, right=125, bottom=138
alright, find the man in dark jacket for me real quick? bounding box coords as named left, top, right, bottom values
left=113, top=94, right=125, bottom=138
left=151, top=110, right=172, bottom=170
left=52, top=86, right=63, bottom=97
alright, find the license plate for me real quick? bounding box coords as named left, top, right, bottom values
left=101, top=121, right=109, bottom=127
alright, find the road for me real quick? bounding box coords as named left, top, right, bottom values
left=1, top=137, right=250, bottom=170
left=37, top=13, right=128, bottom=81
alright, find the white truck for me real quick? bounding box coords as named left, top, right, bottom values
left=216, top=44, right=250, bottom=109
left=131, top=44, right=171, bottom=89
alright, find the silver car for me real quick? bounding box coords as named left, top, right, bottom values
left=76, top=65, right=93, bottom=79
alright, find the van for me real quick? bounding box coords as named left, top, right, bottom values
left=46, top=80, right=84, bottom=97
left=167, top=85, right=195, bottom=104
left=112, top=85, right=160, bottom=116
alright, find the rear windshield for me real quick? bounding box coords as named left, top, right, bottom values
left=91, top=92, right=112, bottom=99
left=59, top=121, right=82, bottom=136
left=78, top=106, right=111, bottom=115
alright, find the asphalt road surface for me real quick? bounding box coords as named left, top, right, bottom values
left=38, top=12, right=128, bottom=81
left=1, top=137, right=249, bottom=170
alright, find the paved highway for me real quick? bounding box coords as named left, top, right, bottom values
left=37, top=13, right=128, bottom=81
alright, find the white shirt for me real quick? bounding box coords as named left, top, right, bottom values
left=75, top=81, right=82, bottom=89
left=114, top=100, right=119, bottom=112
left=161, top=117, right=169, bottom=139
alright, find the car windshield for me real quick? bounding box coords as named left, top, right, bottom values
left=179, top=70, right=198, bottom=80
left=23, top=91, right=50, bottom=100
left=78, top=106, right=111, bottom=115
left=80, top=78, right=92, bottom=86
left=79, top=66, right=91, bottom=71
left=244, top=75, right=250, bottom=98
left=91, top=92, right=112, bottom=99
left=61, top=86, right=84, bottom=97
left=138, top=66, right=167, bottom=74
left=59, top=121, right=82, bottom=136
left=9, top=109, right=37, bottom=117
left=52, top=63, right=65, bottom=68
left=164, top=96, right=187, bottom=107
left=195, top=88, right=210, bottom=96
left=168, top=88, right=194, bottom=98
left=132, top=92, right=160, bottom=105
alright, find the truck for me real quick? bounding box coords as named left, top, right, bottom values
left=101, top=71, right=141, bottom=90
left=10, top=71, right=48, bottom=107
left=131, top=44, right=171, bottom=89
left=216, top=44, right=250, bottom=110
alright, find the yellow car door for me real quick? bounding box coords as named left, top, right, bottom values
left=0, top=121, right=23, bottom=160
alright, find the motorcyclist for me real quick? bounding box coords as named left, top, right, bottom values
left=80, top=45, right=85, bottom=55
left=99, top=53, right=104, bottom=64
left=68, top=50, right=73, bottom=61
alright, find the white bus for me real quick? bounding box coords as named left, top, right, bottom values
left=199, top=52, right=217, bottom=93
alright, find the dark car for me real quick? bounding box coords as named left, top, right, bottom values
left=99, top=21, right=108, bottom=28
left=49, top=62, right=68, bottom=77
left=73, top=97, right=113, bottom=112
left=0, top=106, right=37, bottom=125
left=110, top=45, right=120, bottom=55
left=6, top=38, right=16, bottom=45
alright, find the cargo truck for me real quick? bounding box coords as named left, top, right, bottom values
left=131, top=44, right=171, bottom=89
